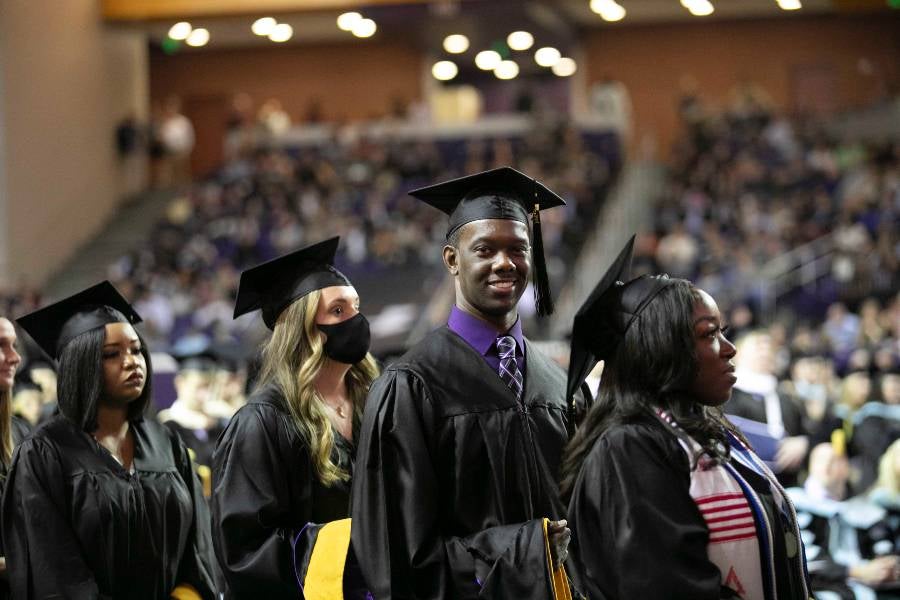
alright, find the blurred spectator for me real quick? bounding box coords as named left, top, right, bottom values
left=11, top=376, right=42, bottom=427
left=826, top=302, right=863, bottom=364
left=795, top=443, right=900, bottom=598
left=159, top=96, right=195, bottom=186
left=257, top=98, right=291, bottom=140
left=115, top=113, right=145, bottom=196
left=589, top=74, right=632, bottom=144
left=726, top=330, right=811, bottom=484
left=806, top=441, right=851, bottom=502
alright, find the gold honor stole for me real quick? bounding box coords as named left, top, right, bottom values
left=542, top=518, right=573, bottom=600
left=303, top=518, right=353, bottom=600
left=171, top=584, right=202, bottom=600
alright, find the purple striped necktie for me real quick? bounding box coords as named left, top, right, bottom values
left=497, top=335, right=523, bottom=401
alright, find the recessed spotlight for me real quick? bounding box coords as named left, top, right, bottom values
left=507, top=31, right=534, bottom=51
left=252, top=17, right=276, bottom=36
left=534, top=47, right=561, bottom=67
left=186, top=27, right=209, bottom=47
left=432, top=60, right=459, bottom=81
left=443, top=34, right=470, bottom=54
left=337, top=12, right=362, bottom=31
left=494, top=60, right=520, bottom=80
left=352, top=18, right=377, bottom=38
left=269, top=23, right=293, bottom=43
left=168, top=22, right=192, bottom=40
left=475, top=50, right=501, bottom=70
left=552, top=57, right=577, bottom=77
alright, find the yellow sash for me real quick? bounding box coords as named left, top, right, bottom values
left=542, top=518, right=573, bottom=600
left=303, top=518, right=353, bottom=600
left=171, top=584, right=202, bottom=600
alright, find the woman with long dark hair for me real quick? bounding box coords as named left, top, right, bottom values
left=212, top=237, right=379, bottom=598
left=560, top=238, right=810, bottom=600
left=3, top=281, right=217, bottom=599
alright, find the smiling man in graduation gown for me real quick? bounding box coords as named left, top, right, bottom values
left=351, top=167, right=582, bottom=599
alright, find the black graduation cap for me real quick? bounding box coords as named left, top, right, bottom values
left=16, top=281, right=142, bottom=360
left=409, top=166, right=566, bottom=317
left=233, top=236, right=351, bottom=330
left=566, top=236, right=677, bottom=402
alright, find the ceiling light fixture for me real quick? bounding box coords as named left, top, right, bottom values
left=185, top=27, right=209, bottom=47
left=507, top=31, right=534, bottom=51
left=251, top=17, right=276, bottom=36
left=269, top=23, right=293, bottom=43
left=552, top=57, right=577, bottom=77
left=475, top=50, right=502, bottom=70
left=681, top=0, right=714, bottom=16
left=168, top=21, right=192, bottom=40
left=534, top=47, right=561, bottom=67
left=432, top=60, right=459, bottom=81
left=352, top=18, right=377, bottom=38
left=494, top=60, right=520, bottom=80
left=337, top=12, right=362, bottom=31
left=443, top=34, right=470, bottom=54
left=590, top=0, right=627, bottom=22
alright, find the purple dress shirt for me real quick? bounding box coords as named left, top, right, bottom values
left=447, top=306, right=526, bottom=376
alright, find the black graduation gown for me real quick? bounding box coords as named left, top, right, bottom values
left=351, top=327, right=576, bottom=599
left=724, top=388, right=808, bottom=441
left=211, top=384, right=355, bottom=599
left=0, top=415, right=32, bottom=600
left=1, top=414, right=217, bottom=600
left=163, top=420, right=222, bottom=469
left=566, top=418, right=809, bottom=600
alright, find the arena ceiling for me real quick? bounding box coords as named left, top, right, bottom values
left=104, top=0, right=894, bottom=52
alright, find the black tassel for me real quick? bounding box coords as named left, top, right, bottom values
left=531, top=202, right=554, bottom=317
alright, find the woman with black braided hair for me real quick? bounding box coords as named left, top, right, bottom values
left=560, top=237, right=811, bottom=600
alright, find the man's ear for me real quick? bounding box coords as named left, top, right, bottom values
left=442, top=244, right=459, bottom=276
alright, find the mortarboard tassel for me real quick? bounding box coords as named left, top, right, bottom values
left=531, top=203, right=554, bottom=317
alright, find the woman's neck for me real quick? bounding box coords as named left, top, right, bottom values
left=315, top=358, right=352, bottom=401
left=93, top=403, right=130, bottom=441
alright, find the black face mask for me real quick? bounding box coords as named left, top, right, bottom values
left=317, top=313, right=371, bottom=365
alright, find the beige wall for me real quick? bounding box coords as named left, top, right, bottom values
left=0, top=1, right=148, bottom=288
left=584, top=14, right=900, bottom=159
left=149, top=42, right=423, bottom=176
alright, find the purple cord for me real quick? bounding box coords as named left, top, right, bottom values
left=292, top=522, right=314, bottom=593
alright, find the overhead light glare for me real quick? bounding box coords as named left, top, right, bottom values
left=443, top=34, right=470, bottom=54
left=776, top=0, right=802, bottom=9
left=590, top=0, right=627, bottom=21
left=507, top=31, right=534, bottom=51
left=185, top=27, right=209, bottom=47
left=475, top=50, right=502, bottom=70
left=432, top=60, right=459, bottom=81
left=681, top=0, right=714, bottom=16
left=352, top=18, right=377, bottom=38
left=534, top=46, right=561, bottom=67
left=494, top=60, right=519, bottom=80
left=168, top=21, right=192, bottom=40
left=552, top=57, right=577, bottom=77
left=269, top=23, right=293, bottom=43
left=337, top=11, right=362, bottom=31
left=252, top=17, right=276, bottom=36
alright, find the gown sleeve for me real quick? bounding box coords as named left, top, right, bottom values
left=167, top=426, right=219, bottom=599
left=567, top=423, right=732, bottom=600
left=351, top=368, right=557, bottom=600
left=211, top=404, right=315, bottom=598
left=1, top=438, right=104, bottom=599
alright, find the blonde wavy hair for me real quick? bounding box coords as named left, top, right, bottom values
left=257, top=289, right=379, bottom=486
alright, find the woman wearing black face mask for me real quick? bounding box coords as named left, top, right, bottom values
left=212, top=237, right=378, bottom=599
